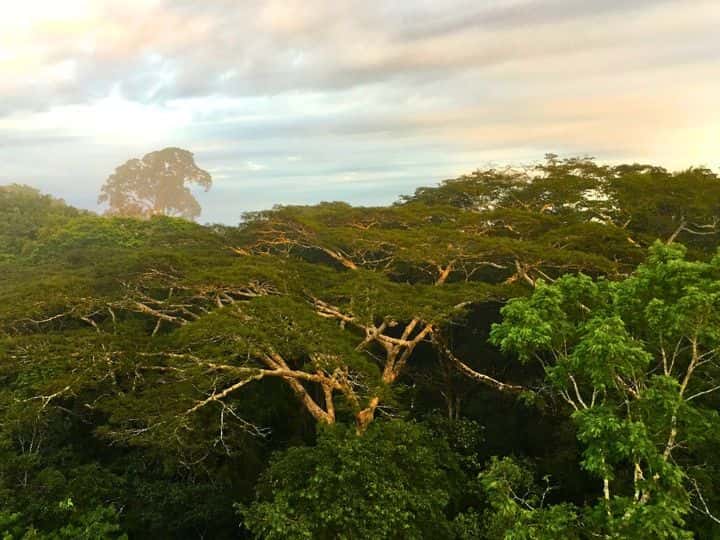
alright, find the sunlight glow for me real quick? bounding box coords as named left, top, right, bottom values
left=0, top=94, right=191, bottom=142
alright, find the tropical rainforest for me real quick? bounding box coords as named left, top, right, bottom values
left=1, top=155, right=720, bottom=539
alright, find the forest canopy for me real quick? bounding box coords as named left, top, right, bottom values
left=1, top=156, right=719, bottom=539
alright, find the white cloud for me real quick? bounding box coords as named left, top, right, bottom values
left=0, top=0, right=718, bottom=222
left=245, top=161, right=267, bottom=171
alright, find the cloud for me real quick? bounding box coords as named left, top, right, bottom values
left=0, top=0, right=718, bottom=223
left=244, top=161, right=267, bottom=171
left=3, top=0, right=717, bottom=110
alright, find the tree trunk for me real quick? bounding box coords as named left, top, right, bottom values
left=355, top=397, right=379, bottom=434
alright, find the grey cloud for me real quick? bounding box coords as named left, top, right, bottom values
left=2, top=0, right=719, bottom=224
left=3, top=0, right=716, bottom=113
left=0, top=131, right=86, bottom=149
left=391, top=0, right=679, bottom=39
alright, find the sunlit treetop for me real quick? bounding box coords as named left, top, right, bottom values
left=98, top=147, right=212, bottom=220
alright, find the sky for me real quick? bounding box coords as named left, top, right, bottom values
left=0, top=0, right=718, bottom=223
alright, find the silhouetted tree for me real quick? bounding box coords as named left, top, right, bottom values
left=98, top=147, right=212, bottom=220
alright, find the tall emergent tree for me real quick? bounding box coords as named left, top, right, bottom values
left=98, top=147, right=212, bottom=220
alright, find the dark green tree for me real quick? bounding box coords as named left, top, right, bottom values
left=240, top=421, right=462, bottom=539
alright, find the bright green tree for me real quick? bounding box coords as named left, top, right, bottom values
left=490, top=242, right=720, bottom=538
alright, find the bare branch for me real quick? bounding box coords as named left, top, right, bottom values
left=432, top=333, right=524, bottom=393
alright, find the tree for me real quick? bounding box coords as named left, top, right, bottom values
left=0, top=185, right=80, bottom=259
left=490, top=242, right=720, bottom=537
left=239, top=421, right=462, bottom=539
left=476, top=457, right=579, bottom=540
left=1, top=502, right=127, bottom=539
left=98, top=148, right=211, bottom=220
left=5, top=157, right=720, bottom=538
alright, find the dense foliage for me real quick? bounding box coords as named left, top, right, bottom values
left=240, top=421, right=465, bottom=539
left=1, top=156, right=719, bottom=538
